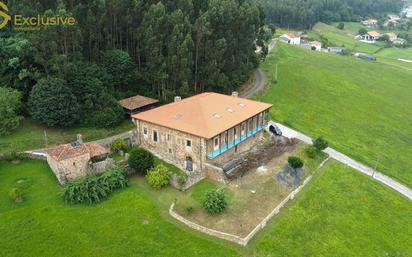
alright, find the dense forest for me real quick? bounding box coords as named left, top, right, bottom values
left=0, top=0, right=269, bottom=130
left=262, top=0, right=404, bottom=29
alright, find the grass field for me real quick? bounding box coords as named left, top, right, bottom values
left=258, top=43, right=412, bottom=188
left=1, top=159, right=412, bottom=257
left=0, top=118, right=134, bottom=155
left=251, top=161, right=412, bottom=257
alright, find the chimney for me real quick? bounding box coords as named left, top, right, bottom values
left=231, top=91, right=239, bottom=97
left=77, top=134, right=83, bottom=144
left=174, top=96, right=182, bottom=102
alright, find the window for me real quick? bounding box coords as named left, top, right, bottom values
left=168, top=148, right=172, bottom=154
left=167, top=134, right=171, bottom=142
left=215, top=137, right=219, bottom=148
left=153, top=130, right=158, bottom=142
left=186, top=140, right=192, bottom=148
left=241, top=123, right=245, bottom=134
left=143, top=127, right=148, bottom=136
left=234, top=128, right=238, bottom=139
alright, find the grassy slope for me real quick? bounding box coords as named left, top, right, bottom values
left=252, top=161, right=412, bottom=257
left=259, top=43, right=412, bottom=187
left=2, top=160, right=412, bottom=257
left=0, top=160, right=240, bottom=257
left=0, top=118, right=134, bottom=154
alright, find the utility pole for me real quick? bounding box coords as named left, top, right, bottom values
left=44, top=130, right=48, bottom=148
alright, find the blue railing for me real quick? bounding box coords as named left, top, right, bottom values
left=207, top=126, right=263, bottom=159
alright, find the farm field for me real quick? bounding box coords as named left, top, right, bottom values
left=1, top=160, right=412, bottom=257
left=258, top=43, right=412, bottom=188
left=0, top=118, right=134, bottom=155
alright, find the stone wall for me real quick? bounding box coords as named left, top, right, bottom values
left=46, top=153, right=90, bottom=184
left=136, top=120, right=205, bottom=175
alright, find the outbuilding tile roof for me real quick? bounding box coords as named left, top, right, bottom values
left=118, top=95, right=159, bottom=111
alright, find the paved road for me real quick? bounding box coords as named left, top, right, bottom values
left=268, top=121, right=412, bottom=201
left=241, top=39, right=277, bottom=98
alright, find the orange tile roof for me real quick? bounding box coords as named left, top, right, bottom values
left=287, top=32, right=300, bottom=39
left=132, top=92, right=272, bottom=139
left=118, top=95, right=158, bottom=110
left=47, top=142, right=108, bottom=161
left=367, top=31, right=382, bottom=37
left=311, top=41, right=321, bottom=45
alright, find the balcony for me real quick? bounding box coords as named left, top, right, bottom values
left=207, top=126, right=263, bottom=159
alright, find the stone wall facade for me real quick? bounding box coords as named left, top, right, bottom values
left=47, top=153, right=90, bottom=184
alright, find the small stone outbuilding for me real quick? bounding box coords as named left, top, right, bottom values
left=118, top=95, right=159, bottom=115
left=46, top=136, right=111, bottom=184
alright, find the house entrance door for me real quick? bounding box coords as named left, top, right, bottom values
left=186, top=157, right=193, bottom=172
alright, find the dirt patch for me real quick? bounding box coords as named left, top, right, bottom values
left=226, top=138, right=298, bottom=179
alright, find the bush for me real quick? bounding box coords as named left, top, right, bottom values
left=9, top=187, right=23, bottom=203
left=128, top=147, right=154, bottom=175
left=359, top=28, right=367, bottom=35
left=313, top=137, right=329, bottom=150
left=288, top=156, right=304, bottom=169
left=146, top=164, right=171, bottom=189
left=305, top=146, right=320, bottom=159
left=111, top=139, right=128, bottom=154
left=337, top=22, right=345, bottom=30
left=177, top=173, right=188, bottom=189
left=202, top=189, right=228, bottom=214
left=63, top=167, right=128, bottom=204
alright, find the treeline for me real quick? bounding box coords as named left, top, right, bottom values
left=0, top=0, right=267, bottom=130
left=261, top=0, right=404, bottom=29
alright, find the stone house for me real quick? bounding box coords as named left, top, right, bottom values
left=280, top=33, right=301, bottom=45
left=46, top=135, right=110, bottom=184
left=132, top=92, right=272, bottom=185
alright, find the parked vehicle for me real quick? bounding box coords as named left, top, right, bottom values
left=269, top=124, right=282, bottom=136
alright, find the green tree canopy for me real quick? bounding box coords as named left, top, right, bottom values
left=0, top=87, right=23, bottom=135
left=28, top=77, right=80, bottom=127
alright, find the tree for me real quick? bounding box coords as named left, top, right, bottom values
left=358, top=28, right=368, bottom=35
left=28, top=77, right=80, bottom=127
left=288, top=156, right=304, bottom=169
left=128, top=147, right=154, bottom=175
left=313, top=137, right=329, bottom=150
left=337, top=22, right=345, bottom=30
left=0, top=87, right=23, bottom=135
left=202, top=189, right=228, bottom=214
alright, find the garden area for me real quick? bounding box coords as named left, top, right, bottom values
left=172, top=142, right=327, bottom=237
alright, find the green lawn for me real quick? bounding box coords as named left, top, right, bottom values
left=0, top=160, right=240, bottom=257
left=1, top=159, right=412, bottom=256
left=0, top=118, right=134, bottom=155
left=258, top=43, right=412, bottom=188
left=251, top=161, right=412, bottom=257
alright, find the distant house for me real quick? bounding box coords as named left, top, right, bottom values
left=358, top=31, right=381, bottom=43
left=327, top=47, right=346, bottom=54
left=46, top=135, right=111, bottom=184
left=279, top=32, right=301, bottom=45
left=393, top=38, right=407, bottom=46
left=385, top=32, right=398, bottom=42
left=361, top=19, right=378, bottom=27
left=355, top=53, right=376, bottom=61
left=118, top=95, right=159, bottom=115
left=310, top=41, right=322, bottom=51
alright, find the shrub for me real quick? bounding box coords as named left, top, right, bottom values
left=185, top=206, right=194, bottom=215
left=146, top=164, right=171, bottom=189
left=313, top=136, right=329, bottom=150
left=305, top=145, right=319, bottom=159
left=288, top=156, right=304, bottom=169
left=177, top=173, right=188, bottom=189
left=63, top=167, right=128, bottom=204
left=111, top=139, right=128, bottom=154
left=9, top=187, right=23, bottom=203
left=128, top=147, right=154, bottom=175
left=359, top=28, right=367, bottom=35
left=337, top=22, right=345, bottom=30
left=202, top=189, right=228, bottom=214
